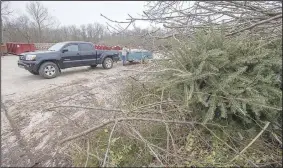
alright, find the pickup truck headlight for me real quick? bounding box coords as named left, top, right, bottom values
left=25, top=55, right=36, bottom=60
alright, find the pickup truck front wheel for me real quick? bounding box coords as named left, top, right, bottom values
left=102, top=57, right=113, bottom=69
left=39, top=62, right=60, bottom=79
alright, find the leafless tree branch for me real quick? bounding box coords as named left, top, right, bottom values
left=101, top=1, right=282, bottom=41
left=226, top=13, right=282, bottom=36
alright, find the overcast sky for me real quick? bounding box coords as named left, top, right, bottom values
left=9, top=1, right=152, bottom=29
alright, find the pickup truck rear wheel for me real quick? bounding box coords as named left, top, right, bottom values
left=39, top=62, right=60, bottom=79
left=102, top=57, right=113, bottom=69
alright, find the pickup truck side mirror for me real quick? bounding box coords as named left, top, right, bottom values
left=62, top=49, right=68, bottom=53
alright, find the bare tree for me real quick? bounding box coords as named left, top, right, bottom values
left=102, top=1, right=282, bottom=41
left=1, top=1, right=13, bottom=21
left=80, top=25, right=87, bottom=41
left=2, top=16, right=36, bottom=43
left=85, top=23, right=106, bottom=43
left=2, top=20, right=14, bottom=42
left=1, top=1, right=13, bottom=46
left=26, top=1, right=54, bottom=42
left=14, top=16, right=33, bottom=43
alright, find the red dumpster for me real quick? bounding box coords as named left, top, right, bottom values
left=6, top=42, right=11, bottom=53
left=0, top=44, right=8, bottom=56
left=19, top=43, right=36, bottom=54
left=11, top=43, right=17, bottom=54
left=8, top=43, right=36, bottom=55
left=6, top=42, right=15, bottom=54
left=6, top=42, right=15, bottom=53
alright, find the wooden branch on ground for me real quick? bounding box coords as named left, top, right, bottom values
left=124, top=122, right=185, bottom=160
left=84, top=139, right=90, bottom=167
left=202, top=124, right=258, bottom=167
left=229, top=121, right=271, bottom=163
left=60, top=117, right=227, bottom=145
left=60, top=117, right=197, bottom=144
left=102, top=120, right=118, bottom=167
left=122, top=68, right=188, bottom=74
left=45, top=105, right=123, bottom=112
left=129, top=124, right=165, bottom=166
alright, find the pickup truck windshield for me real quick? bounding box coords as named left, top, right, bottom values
left=48, top=42, right=66, bottom=51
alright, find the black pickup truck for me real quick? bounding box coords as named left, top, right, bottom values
left=18, top=41, right=120, bottom=79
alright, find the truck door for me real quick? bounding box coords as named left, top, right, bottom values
left=96, top=50, right=103, bottom=64
left=61, top=43, right=82, bottom=68
left=79, top=43, right=97, bottom=66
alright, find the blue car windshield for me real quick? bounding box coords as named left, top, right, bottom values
left=48, top=42, right=66, bottom=51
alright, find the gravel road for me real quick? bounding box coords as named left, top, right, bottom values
left=1, top=55, right=147, bottom=166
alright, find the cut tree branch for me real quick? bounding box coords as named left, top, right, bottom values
left=226, top=14, right=282, bottom=36
left=60, top=117, right=226, bottom=145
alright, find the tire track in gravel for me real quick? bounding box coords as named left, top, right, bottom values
left=1, top=101, right=37, bottom=167
left=1, top=63, right=147, bottom=167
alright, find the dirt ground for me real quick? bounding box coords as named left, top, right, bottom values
left=1, top=55, right=149, bottom=167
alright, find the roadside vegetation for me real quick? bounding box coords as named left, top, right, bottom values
left=65, top=29, right=282, bottom=167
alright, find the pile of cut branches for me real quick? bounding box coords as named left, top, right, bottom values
left=60, top=1, right=282, bottom=167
